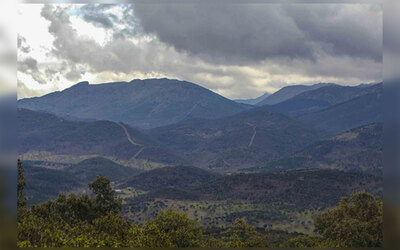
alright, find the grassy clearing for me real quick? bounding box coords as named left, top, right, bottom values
left=20, top=151, right=167, bottom=170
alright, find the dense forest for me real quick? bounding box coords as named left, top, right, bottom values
left=17, top=160, right=382, bottom=248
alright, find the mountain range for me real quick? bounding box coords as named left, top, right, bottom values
left=19, top=77, right=383, bottom=232
left=18, top=78, right=382, bottom=171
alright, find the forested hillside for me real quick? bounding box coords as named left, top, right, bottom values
left=249, top=123, right=383, bottom=175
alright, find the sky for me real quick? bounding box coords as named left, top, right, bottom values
left=17, top=3, right=382, bottom=99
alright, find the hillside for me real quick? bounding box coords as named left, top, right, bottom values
left=298, top=83, right=382, bottom=135
left=66, top=157, right=142, bottom=183
left=24, top=164, right=85, bottom=204
left=18, top=108, right=183, bottom=165
left=17, top=78, right=251, bottom=129
left=256, top=83, right=335, bottom=106
left=248, top=123, right=382, bottom=175
left=135, top=169, right=381, bottom=209
left=119, top=165, right=220, bottom=190
left=149, top=108, right=324, bottom=171
left=263, top=83, right=381, bottom=117
left=123, top=169, right=382, bottom=229
left=192, top=169, right=382, bottom=208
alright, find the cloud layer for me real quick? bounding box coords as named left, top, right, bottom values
left=17, top=3, right=382, bottom=99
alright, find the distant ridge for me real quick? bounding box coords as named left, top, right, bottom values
left=256, top=83, right=336, bottom=106
left=298, top=83, right=382, bottom=135
left=262, top=83, right=381, bottom=117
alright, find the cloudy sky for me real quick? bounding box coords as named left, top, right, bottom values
left=17, top=3, right=382, bottom=99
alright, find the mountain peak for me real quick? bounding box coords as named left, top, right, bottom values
left=18, top=78, right=250, bottom=129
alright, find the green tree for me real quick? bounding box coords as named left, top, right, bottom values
left=30, top=176, right=122, bottom=224
left=226, top=218, right=267, bottom=247
left=17, top=159, right=27, bottom=224
left=17, top=159, right=26, bottom=209
left=89, top=176, right=122, bottom=217
left=314, top=191, right=383, bottom=247
left=128, top=210, right=204, bottom=247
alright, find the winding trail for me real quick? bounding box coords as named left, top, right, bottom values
left=116, top=122, right=143, bottom=146
left=116, top=122, right=145, bottom=159
left=247, top=122, right=257, bottom=147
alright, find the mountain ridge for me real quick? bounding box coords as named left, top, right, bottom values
left=18, top=78, right=251, bottom=129
left=297, top=83, right=382, bottom=135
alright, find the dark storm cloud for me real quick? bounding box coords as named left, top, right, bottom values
left=133, top=4, right=382, bottom=64
left=283, top=5, right=382, bottom=61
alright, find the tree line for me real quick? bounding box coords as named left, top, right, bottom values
left=17, top=160, right=382, bottom=247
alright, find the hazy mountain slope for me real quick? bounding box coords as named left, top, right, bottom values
left=256, top=83, right=335, bottom=106
left=235, top=92, right=270, bottom=105
left=264, top=83, right=381, bottom=117
left=66, top=157, right=142, bottom=183
left=249, top=123, right=382, bottom=175
left=119, top=165, right=220, bottom=190
left=149, top=108, right=324, bottom=171
left=18, top=78, right=251, bottom=128
left=298, top=83, right=382, bottom=135
left=18, top=108, right=183, bottom=164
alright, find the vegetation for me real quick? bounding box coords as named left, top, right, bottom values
left=119, top=165, right=219, bottom=190
left=17, top=160, right=383, bottom=248
left=66, top=157, right=143, bottom=183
